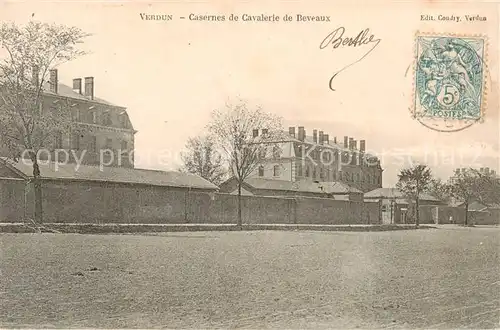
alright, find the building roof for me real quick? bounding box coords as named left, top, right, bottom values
left=244, top=177, right=363, bottom=194
left=0, top=158, right=218, bottom=190
left=455, top=200, right=500, bottom=211
left=277, top=133, right=379, bottom=162
left=43, top=82, right=124, bottom=108
left=364, top=187, right=440, bottom=202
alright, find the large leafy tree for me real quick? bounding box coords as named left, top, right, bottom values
left=449, top=168, right=500, bottom=225
left=180, top=135, right=227, bottom=185
left=425, top=178, right=451, bottom=204
left=0, top=21, right=89, bottom=225
left=208, top=100, right=283, bottom=229
left=473, top=169, right=500, bottom=206
left=448, top=168, right=479, bottom=226
left=396, top=164, right=433, bottom=227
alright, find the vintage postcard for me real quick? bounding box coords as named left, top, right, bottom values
left=0, top=0, right=499, bottom=329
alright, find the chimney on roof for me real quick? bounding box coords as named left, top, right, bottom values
left=84, top=76, right=94, bottom=100
left=454, top=168, right=460, bottom=175
left=319, top=131, right=324, bottom=144
left=360, top=140, right=366, bottom=153
left=344, top=136, right=348, bottom=149
left=252, top=129, right=259, bottom=138
left=313, top=129, right=318, bottom=143
left=353, top=139, right=357, bottom=150
left=333, top=136, right=337, bottom=144
left=480, top=167, right=485, bottom=173
left=289, top=127, right=295, bottom=138
left=485, top=167, right=490, bottom=175
left=324, top=134, right=329, bottom=145
left=49, top=69, right=58, bottom=93
left=298, top=126, right=305, bottom=141
left=73, top=78, right=82, bottom=94
left=349, top=137, right=354, bottom=150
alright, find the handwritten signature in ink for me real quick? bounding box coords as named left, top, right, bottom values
left=319, top=27, right=381, bottom=91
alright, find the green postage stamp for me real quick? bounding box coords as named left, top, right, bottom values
left=412, top=32, right=488, bottom=132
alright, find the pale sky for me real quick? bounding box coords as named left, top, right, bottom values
left=1, top=1, right=498, bottom=186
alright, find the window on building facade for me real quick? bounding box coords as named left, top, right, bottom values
left=323, top=150, right=329, bottom=162
left=272, top=145, right=281, bottom=159
left=332, top=171, right=336, bottom=180
left=344, top=172, right=349, bottom=181
left=356, top=173, right=360, bottom=182
left=297, top=163, right=303, bottom=176
left=313, top=167, right=317, bottom=179
left=258, top=165, right=264, bottom=177
left=120, top=141, right=128, bottom=155
left=305, top=166, right=310, bottom=177
left=72, top=108, right=80, bottom=122
left=71, top=133, right=80, bottom=150
left=102, top=111, right=112, bottom=126
left=90, top=136, right=97, bottom=152
left=326, top=168, right=330, bottom=181
left=105, top=138, right=113, bottom=150
left=320, top=168, right=324, bottom=180
left=88, top=111, right=97, bottom=124
left=54, top=132, right=63, bottom=149
left=119, top=113, right=129, bottom=128
left=273, top=165, right=280, bottom=177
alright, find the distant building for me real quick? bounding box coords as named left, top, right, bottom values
left=219, top=177, right=364, bottom=201
left=465, top=201, right=500, bottom=225
left=245, top=126, right=383, bottom=193
left=1, top=69, right=136, bottom=168
left=448, top=167, right=499, bottom=184
left=364, top=188, right=443, bottom=224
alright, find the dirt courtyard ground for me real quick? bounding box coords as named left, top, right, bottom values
left=1, top=227, right=499, bottom=328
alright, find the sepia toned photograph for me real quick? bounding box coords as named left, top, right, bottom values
left=0, top=1, right=499, bottom=328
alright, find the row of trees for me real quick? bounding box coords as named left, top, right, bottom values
left=396, top=164, right=500, bottom=227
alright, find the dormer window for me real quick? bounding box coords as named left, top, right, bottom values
left=102, top=111, right=112, bottom=126
left=121, top=116, right=128, bottom=128
left=88, top=110, right=96, bottom=124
